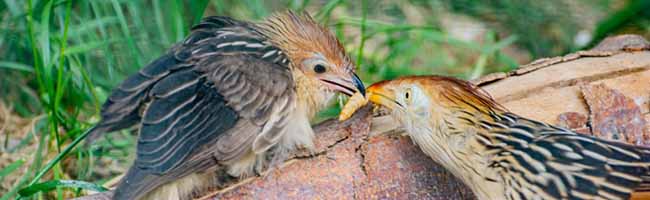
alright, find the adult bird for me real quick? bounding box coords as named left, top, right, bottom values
left=362, top=76, right=650, bottom=200
left=86, top=11, right=365, bottom=200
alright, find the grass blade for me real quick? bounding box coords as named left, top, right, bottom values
left=1, top=117, right=47, bottom=200
left=355, top=0, right=367, bottom=67
left=190, top=0, right=210, bottom=25
left=24, top=126, right=94, bottom=188
left=110, top=0, right=143, bottom=67
left=0, top=159, right=25, bottom=183
left=0, top=61, right=33, bottom=72
left=316, top=0, right=343, bottom=24
left=18, top=180, right=107, bottom=197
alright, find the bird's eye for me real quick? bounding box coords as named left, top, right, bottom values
left=313, top=64, right=327, bottom=74
left=404, top=88, right=413, bottom=104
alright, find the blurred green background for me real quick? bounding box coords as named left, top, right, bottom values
left=0, top=0, right=649, bottom=199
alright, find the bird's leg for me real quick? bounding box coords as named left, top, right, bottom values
left=254, top=154, right=267, bottom=177
left=253, top=145, right=297, bottom=182
left=212, top=167, right=236, bottom=189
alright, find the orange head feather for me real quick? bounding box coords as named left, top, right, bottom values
left=368, top=75, right=505, bottom=115
left=258, top=11, right=353, bottom=73
left=256, top=11, right=365, bottom=106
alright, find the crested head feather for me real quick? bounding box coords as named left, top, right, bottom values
left=431, top=76, right=506, bottom=114
left=396, top=75, right=506, bottom=114
left=256, top=11, right=353, bottom=72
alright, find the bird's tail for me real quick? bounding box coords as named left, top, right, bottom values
left=113, top=166, right=162, bottom=200
left=113, top=166, right=222, bottom=200
left=83, top=125, right=111, bottom=147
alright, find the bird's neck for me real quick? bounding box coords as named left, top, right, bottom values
left=292, top=69, right=334, bottom=120
left=409, top=108, right=511, bottom=199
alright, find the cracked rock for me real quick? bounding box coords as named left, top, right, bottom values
left=581, top=83, right=650, bottom=146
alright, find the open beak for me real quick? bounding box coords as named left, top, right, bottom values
left=367, top=84, right=400, bottom=110
left=321, top=72, right=366, bottom=97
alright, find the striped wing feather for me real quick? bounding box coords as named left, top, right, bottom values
left=489, top=114, right=650, bottom=200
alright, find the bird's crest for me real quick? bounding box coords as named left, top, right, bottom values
left=399, top=76, right=507, bottom=114
left=432, top=76, right=506, bottom=113
left=257, top=11, right=353, bottom=72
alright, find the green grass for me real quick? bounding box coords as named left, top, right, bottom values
left=0, top=0, right=647, bottom=199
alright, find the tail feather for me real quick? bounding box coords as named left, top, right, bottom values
left=83, top=123, right=128, bottom=147
left=84, top=111, right=141, bottom=146
left=113, top=165, right=221, bottom=200
left=84, top=125, right=110, bottom=146
left=113, top=167, right=163, bottom=200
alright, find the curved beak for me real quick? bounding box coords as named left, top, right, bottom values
left=367, top=83, right=400, bottom=109
left=352, top=73, right=366, bottom=96
left=321, top=72, right=366, bottom=97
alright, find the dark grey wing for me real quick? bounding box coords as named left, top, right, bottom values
left=112, top=71, right=238, bottom=200
left=113, top=55, right=295, bottom=200
left=85, top=16, right=251, bottom=143
left=135, top=54, right=294, bottom=174
left=96, top=15, right=296, bottom=200
left=134, top=69, right=237, bottom=173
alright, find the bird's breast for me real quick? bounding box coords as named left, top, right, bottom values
left=406, top=123, right=507, bottom=200
left=292, top=70, right=335, bottom=119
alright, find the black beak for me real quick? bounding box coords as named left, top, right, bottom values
left=352, top=73, right=366, bottom=97
left=320, top=72, right=366, bottom=97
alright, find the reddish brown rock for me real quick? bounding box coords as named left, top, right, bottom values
left=581, top=83, right=650, bottom=146
left=357, top=136, right=473, bottom=200
left=208, top=107, right=473, bottom=200
left=556, top=112, right=590, bottom=134
left=213, top=139, right=366, bottom=200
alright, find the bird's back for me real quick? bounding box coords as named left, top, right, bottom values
left=483, top=112, right=650, bottom=200
left=86, top=16, right=254, bottom=142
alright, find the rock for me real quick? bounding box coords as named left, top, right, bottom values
left=581, top=83, right=649, bottom=146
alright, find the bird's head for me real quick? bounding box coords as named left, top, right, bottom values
left=258, top=11, right=365, bottom=98
left=366, top=76, right=504, bottom=134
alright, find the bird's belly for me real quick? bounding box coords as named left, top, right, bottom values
left=141, top=172, right=215, bottom=200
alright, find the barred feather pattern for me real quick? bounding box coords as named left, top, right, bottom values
left=457, top=111, right=650, bottom=200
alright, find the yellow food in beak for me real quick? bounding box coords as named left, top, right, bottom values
left=338, top=91, right=368, bottom=121
left=338, top=83, right=399, bottom=121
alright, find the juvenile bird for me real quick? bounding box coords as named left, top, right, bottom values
left=361, top=75, right=650, bottom=200
left=86, top=11, right=365, bottom=200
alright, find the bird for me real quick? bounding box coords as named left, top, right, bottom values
left=361, top=75, right=650, bottom=200
left=85, top=11, right=365, bottom=200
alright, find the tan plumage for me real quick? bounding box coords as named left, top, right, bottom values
left=86, top=11, right=365, bottom=200
left=359, top=75, right=650, bottom=200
